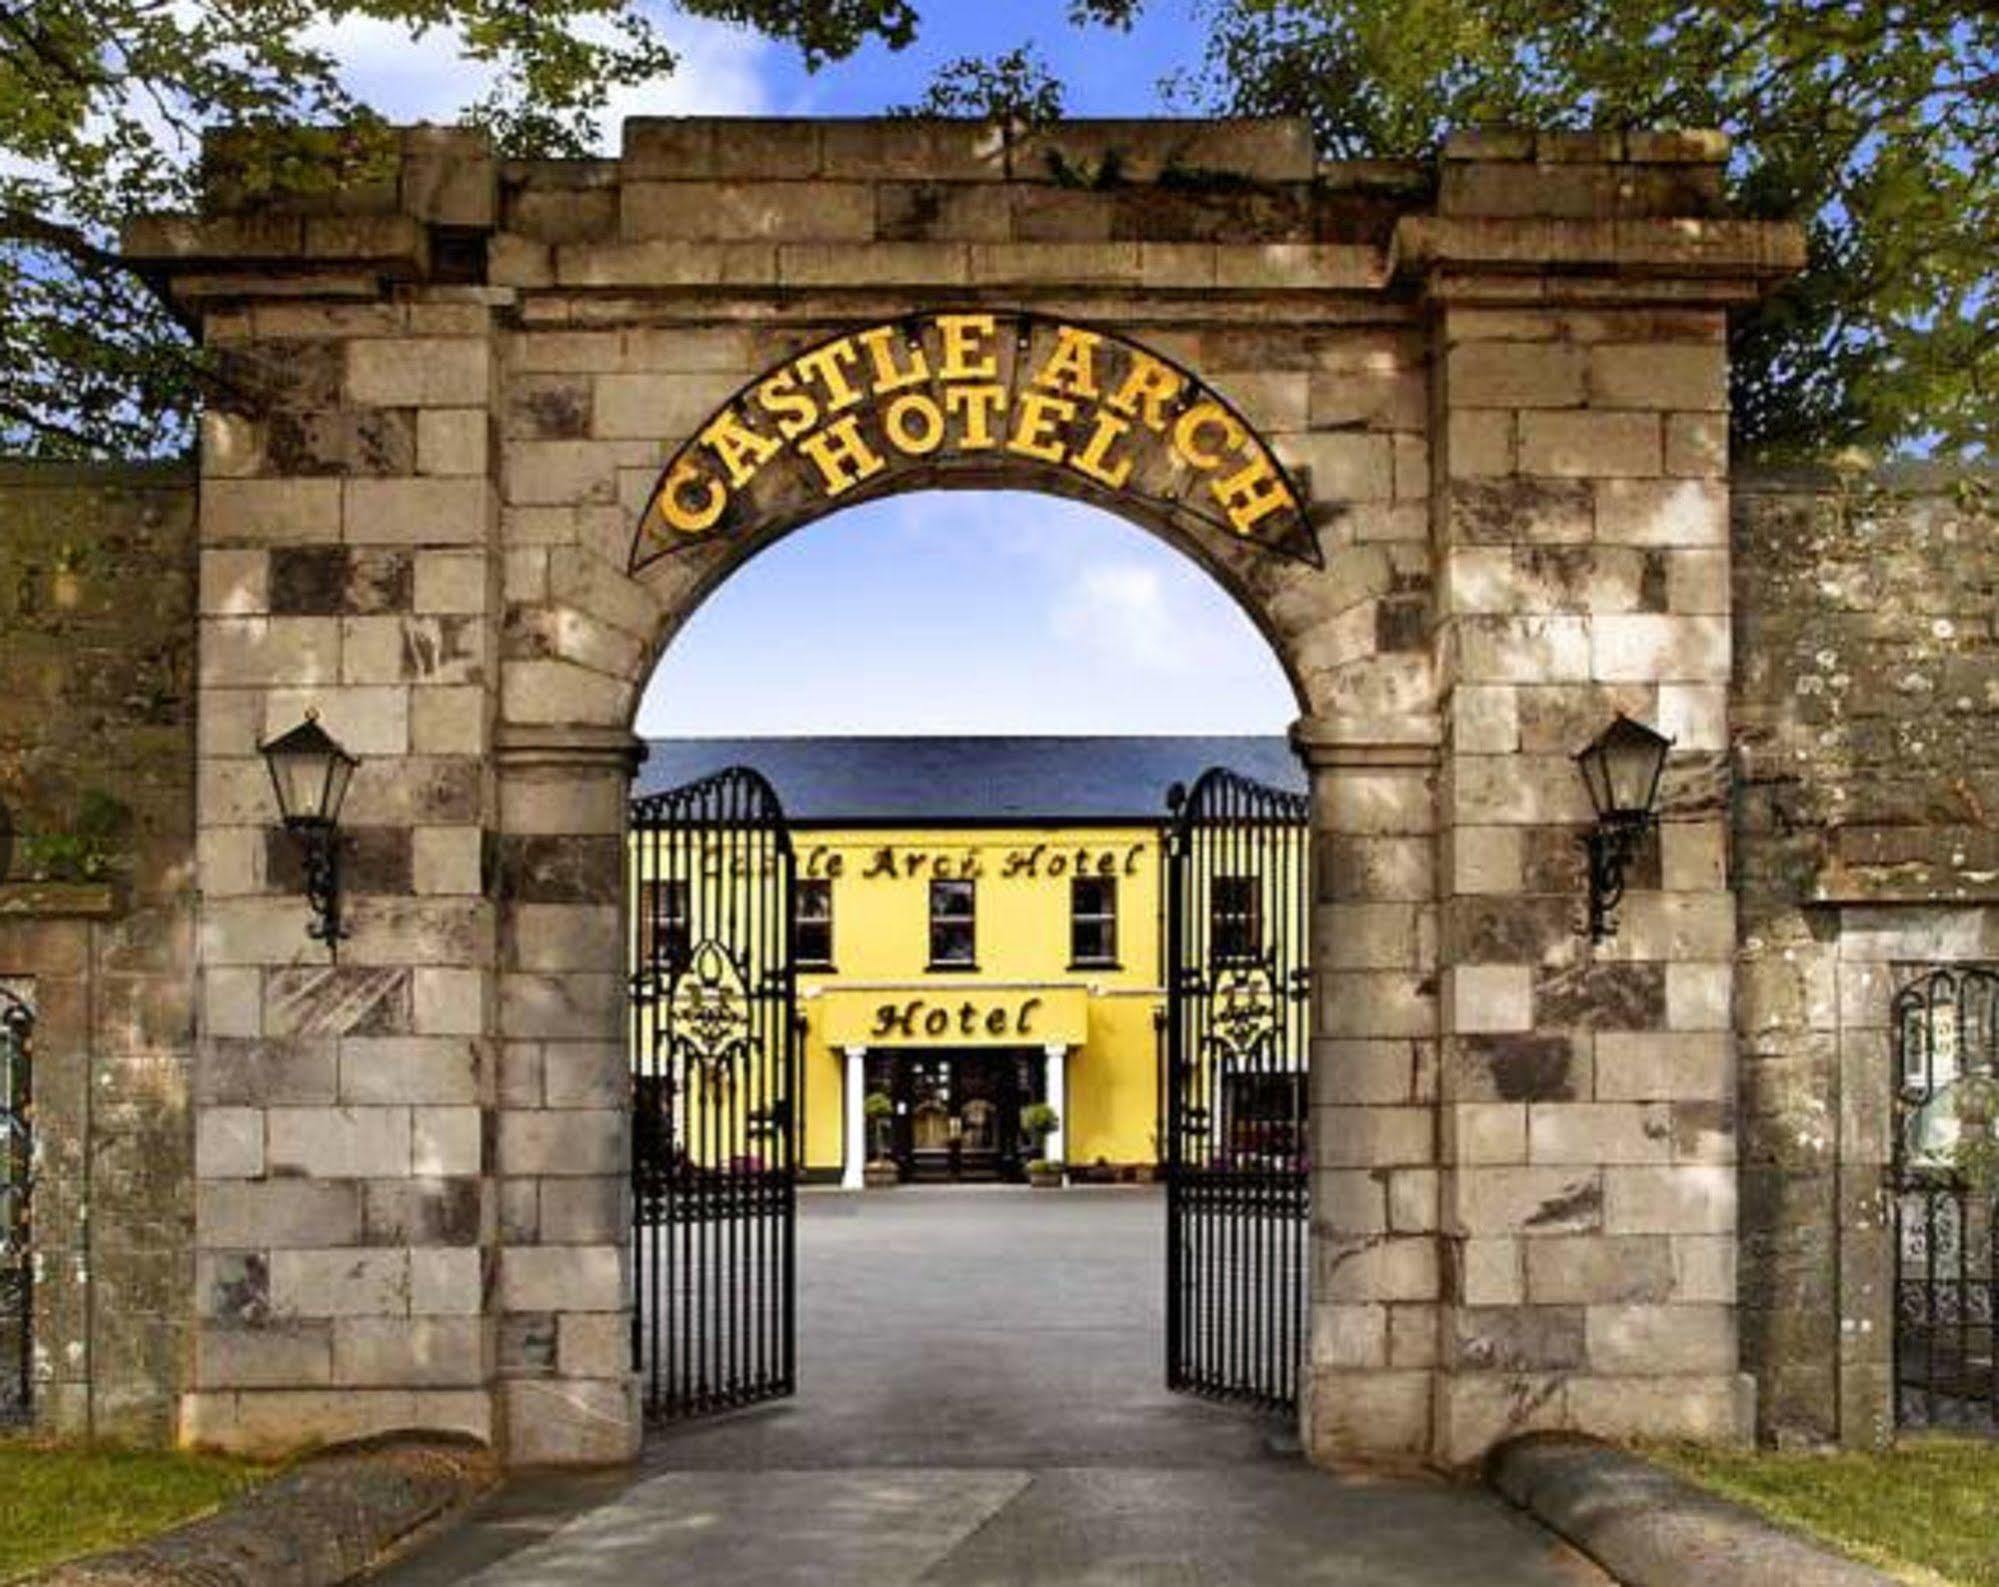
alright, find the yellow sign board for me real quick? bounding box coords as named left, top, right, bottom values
left=630, top=312, right=1319, bottom=571
left=818, top=985, right=1089, bottom=1049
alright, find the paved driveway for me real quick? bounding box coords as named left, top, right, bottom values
left=379, top=1187, right=1603, bottom=1586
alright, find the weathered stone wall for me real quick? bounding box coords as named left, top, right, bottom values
left=10, top=452, right=1978, bottom=1462
left=1732, top=465, right=1999, bottom=1447
left=0, top=461, right=199, bottom=1438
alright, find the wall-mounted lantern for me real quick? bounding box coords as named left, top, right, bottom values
left=259, top=710, right=358, bottom=947
left=1574, top=713, right=1673, bottom=943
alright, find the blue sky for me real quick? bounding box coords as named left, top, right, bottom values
left=757, top=1, right=1212, bottom=118
left=332, top=1, right=1293, bottom=739
left=642, top=493, right=1297, bottom=736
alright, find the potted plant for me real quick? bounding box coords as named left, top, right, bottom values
left=1021, top=1101, right=1062, bottom=1187
left=862, top=1090, right=899, bottom=1188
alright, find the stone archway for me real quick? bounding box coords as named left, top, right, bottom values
left=145, top=115, right=1797, bottom=1468
left=490, top=302, right=1433, bottom=1465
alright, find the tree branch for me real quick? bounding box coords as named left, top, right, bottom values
left=0, top=205, right=130, bottom=276
left=0, top=393, right=112, bottom=451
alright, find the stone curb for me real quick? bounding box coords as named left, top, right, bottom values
left=1487, top=1434, right=1896, bottom=1587
left=27, top=1435, right=499, bottom=1587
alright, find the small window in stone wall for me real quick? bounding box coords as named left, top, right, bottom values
left=1891, top=965, right=1999, bottom=1429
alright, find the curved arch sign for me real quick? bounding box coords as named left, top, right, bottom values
left=629, top=312, right=1321, bottom=573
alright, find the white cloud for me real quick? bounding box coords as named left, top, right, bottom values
left=307, top=7, right=771, bottom=151
left=1054, top=562, right=1174, bottom=671
left=1051, top=558, right=1243, bottom=676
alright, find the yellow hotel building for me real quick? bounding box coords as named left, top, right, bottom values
left=634, top=736, right=1305, bottom=1186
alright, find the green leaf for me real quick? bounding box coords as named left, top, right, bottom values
left=0, top=0, right=924, bottom=456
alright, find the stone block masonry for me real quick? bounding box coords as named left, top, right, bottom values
left=1731, top=466, right=1999, bottom=1449
left=1428, top=245, right=1749, bottom=1458
left=99, top=115, right=1805, bottom=1468
left=0, top=463, right=199, bottom=1441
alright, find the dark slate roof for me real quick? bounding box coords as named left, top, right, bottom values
left=635, top=736, right=1304, bottom=824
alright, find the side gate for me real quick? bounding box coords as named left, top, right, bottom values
left=1163, top=767, right=1311, bottom=1415
left=0, top=987, right=28, bottom=1424
left=1892, top=965, right=1999, bottom=1430
left=630, top=767, right=799, bottom=1422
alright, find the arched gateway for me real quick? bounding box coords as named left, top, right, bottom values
left=131, top=116, right=1800, bottom=1467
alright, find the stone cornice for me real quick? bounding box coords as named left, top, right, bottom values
left=1289, top=714, right=1441, bottom=772
left=495, top=723, right=647, bottom=775
left=1391, top=215, right=1806, bottom=302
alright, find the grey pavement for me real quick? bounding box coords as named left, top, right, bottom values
left=377, top=1187, right=1604, bottom=1586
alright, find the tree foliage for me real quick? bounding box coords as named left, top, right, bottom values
left=894, top=44, right=1066, bottom=124
left=1157, top=0, right=1998, bottom=461
left=0, top=0, right=916, bottom=457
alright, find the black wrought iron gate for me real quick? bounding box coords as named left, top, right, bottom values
left=1892, top=965, right=1999, bottom=1429
left=0, top=987, right=31, bottom=1423
left=1163, top=767, right=1311, bottom=1413
left=630, top=767, right=798, bottom=1421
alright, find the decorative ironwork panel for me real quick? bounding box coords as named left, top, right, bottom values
left=631, top=768, right=798, bottom=1422
left=1163, top=767, right=1311, bottom=1415
left=1892, top=966, right=1999, bottom=1430
left=0, top=987, right=31, bottom=1423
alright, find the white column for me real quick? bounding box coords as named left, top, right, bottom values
left=841, top=1045, right=869, bottom=1190
left=1043, top=1042, right=1067, bottom=1166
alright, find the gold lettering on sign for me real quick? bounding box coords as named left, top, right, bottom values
left=858, top=325, right=930, bottom=394
left=1007, top=390, right=1074, bottom=465
left=798, top=414, right=886, bottom=495
left=1070, top=409, right=1134, bottom=490
left=937, top=314, right=997, bottom=380
left=795, top=338, right=865, bottom=412
left=945, top=383, right=1005, bottom=449
left=656, top=457, right=725, bottom=534
left=755, top=368, right=818, bottom=440
left=1034, top=324, right=1103, bottom=400
left=701, top=408, right=782, bottom=488
left=884, top=391, right=946, bottom=456
left=868, top=995, right=1047, bottom=1043
left=1107, top=352, right=1185, bottom=432
left=634, top=312, right=1316, bottom=570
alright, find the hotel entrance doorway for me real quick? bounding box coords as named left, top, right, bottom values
left=871, top=1049, right=1045, bottom=1183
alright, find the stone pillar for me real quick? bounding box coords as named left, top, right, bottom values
left=1294, top=715, right=1441, bottom=1464
left=842, top=1046, right=868, bottom=1189
left=1411, top=128, right=1791, bottom=1460
left=492, top=725, right=643, bottom=1465
left=1043, top=1044, right=1068, bottom=1166
left=181, top=264, right=508, bottom=1452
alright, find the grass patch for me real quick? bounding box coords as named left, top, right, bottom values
left=1651, top=1436, right=1999, bottom=1587
left=0, top=1437, right=276, bottom=1582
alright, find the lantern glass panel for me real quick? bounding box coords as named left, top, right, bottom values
left=1604, top=735, right=1660, bottom=814
left=1579, top=715, right=1671, bottom=820
left=260, top=717, right=357, bottom=826
left=1576, top=745, right=1615, bottom=820
left=319, top=750, right=356, bottom=825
